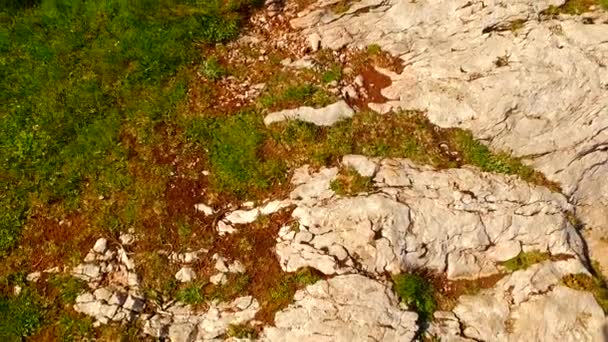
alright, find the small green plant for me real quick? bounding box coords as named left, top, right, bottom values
left=200, top=57, right=228, bottom=81
left=501, top=251, right=550, bottom=272
left=322, top=66, right=343, bottom=84
left=176, top=283, right=206, bottom=305
left=392, top=274, right=437, bottom=322
left=269, top=268, right=321, bottom=303
left=227, top=324, right=257, bottom=339
left=330, top=168, right=373, bottom=195
left=366, top=44, right=383, bottom=55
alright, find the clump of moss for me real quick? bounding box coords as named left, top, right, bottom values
left=392, top=273, right=437, bottom=322
left=501, top=251, right=551, bottom=272
left=227, top=323, right=257, bottom=339
left=330, top=167, right=373, bottom=195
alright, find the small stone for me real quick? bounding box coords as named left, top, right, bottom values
left=119, top=233, right=135, bottom=245
left=118, top=248, right=135, bottom=270
left=175, top=267, right=196, bottom=283
left=308, top=32, right=321, bottom=51
left=93, top=288, right=113, bottom=302
left=224, top=208, right=260, bottom=225
left=127, top=272, right=140, bottom=287
left=26, top=271, right=41, bottom=282
left=341, top=85, right=358, bottom=99
left=73, top=263, right=101, bottom=280
left=210, top=273, right=227, bottom=285
left=228, top=260, right=246, bottom=274
left=354, top=75, right=364, bottom=87
left=43, top=266, right=60, bottom=273
left=14, top=285, right=21, bottom=295
left=123, top=295, right=145, bottom=313
left=93, top=238, right=108, bottom=254
left=194, top=203, right=215, bottom=216
left=218, top=221, right=238, bottom=235
left=84, top=251, right=96, bottom=263
left=214, top=256, right=229, bottom=273
left=108, top=292, right=127, bottom=306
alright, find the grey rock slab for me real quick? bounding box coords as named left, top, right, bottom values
left=264, top=100, right=354, bottom=127
left=292, top=0, right=608, bottom=237
left=262, top=274, right=419, bottom=341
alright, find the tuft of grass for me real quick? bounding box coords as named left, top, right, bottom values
left=321, top=65, right=343, bottom=84
left=330, top=167, right=373, bottom=195
left=227, top=324, right=257, bottom=339
left=562, top=273, right=608, bottom=313
left=200, top=56, right=228, bottom=81
left=392, top=273, right=437, bottom=322
left=501, top=251, right=550, bottom=272
left=176, top=283, right=207, bottom=305
left=266, top=268, right=321, bottom=310
left=366, top=44, right=383, bottom=55
left=259, top=83, right=336, bottom=110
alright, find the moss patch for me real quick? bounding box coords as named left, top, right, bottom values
left=330, top=167, right=373, bottom=195
left=501, top=251, right=551, bottom=272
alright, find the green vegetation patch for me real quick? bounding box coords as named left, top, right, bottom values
left=330, top=167, right=373, bottom=195
left=544, top=0, right=608, bottom=15
left=186, top=112, right=286, bottom=199
left=562, top=273, right=608, bottom=313
left=227, top=323, right=258, bottom=339
left=0, top=0, right=262, bottom=255
left=392, top=273, right=437, bottom=322
left=259, top=83, right=336, bottom=110
left=0, top=288, right=45, bottom=340
left=501, top=251, right=551, bottom=272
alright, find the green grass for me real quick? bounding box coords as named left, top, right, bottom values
left=366, top=44, right=383, bottom=55
left=321, top=65, right=342, bottom=84
left=57, top=314, right=94, bottom=342
left=185, top=111, right=286, bottom=199
left=392, top=273, right=437, bottom=322
left=269, top=268, right=321, bottom=304
left=330, top=167, right=373, bottom=195
left=0, top=288, right=44, bottom=341
left=48, top=275, right=87, bottom=304
left=176, top=283, right=207, bottom=305
left=259, top=84, right=336, bottom=110
left=200, top=56, right=228, bottom=81
left=0, top=0, right=262, bottom=255
left=501, top=251, right=550, bottom=272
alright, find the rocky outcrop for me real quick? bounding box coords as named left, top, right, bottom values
left=431, top=260, right=606, bottom=341
left=277, top=156, right=585, bottom=279
left=291, top=0, right=608, bottom=240
left=262, top=274, right=419, bottom=341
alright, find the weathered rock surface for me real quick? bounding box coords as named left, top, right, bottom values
left=264, top=100, right=354, bottom=126
left=431, top=260, right=607, bottom=341
left=291, top=0, right=608, bottom=240
left=262, top=274, right=419, bottom=341
left=278, top=156, right=585, bottom=279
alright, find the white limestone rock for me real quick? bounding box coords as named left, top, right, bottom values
left=175, top=267, right=196, bottom=283
left=264, top=100, right=354, bottom=127
left=262, top=274, right=419, bottom=341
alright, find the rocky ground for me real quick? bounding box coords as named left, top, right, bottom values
left=7, top=0, right=608, bottom=341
